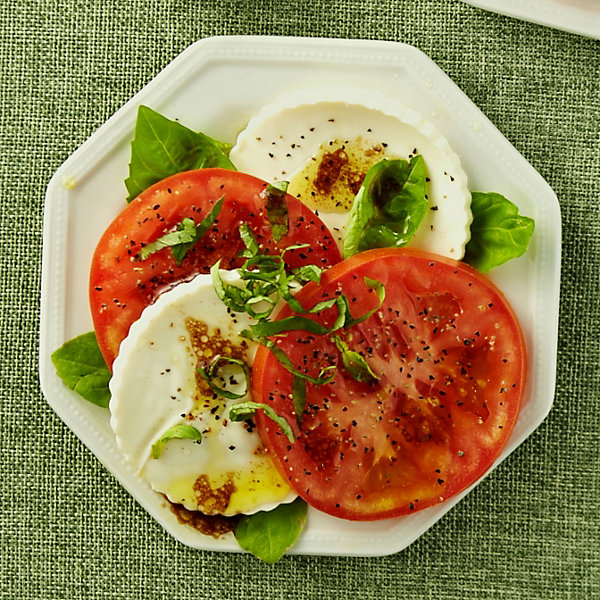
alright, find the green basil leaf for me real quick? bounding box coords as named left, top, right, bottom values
left=247, top=316, right=332, bottom=337
left=238, top=222, right=260, bottom=257
left=290, top=264, right=323, bottom=284
left=51, top=332, right=111, bottom=408
left=235, top=498, right=308, bottom=564
left=241, top=331, right=336, bottom=386
left=464, top=192, right=535, bottom=273
left=264, top=181, right=289, bottom=242
left=197, top=355, right=250, bottom=400
left=332, top=335, right=379, bottom=383
left=140, top=196, right=224, bottom=265
left=228, top=401, right=294, bottom=442
left=125, top=105, right=235, bottom=202
left=266, top=181, right=289, bottom=195
left=343, top=277, right=386, bottom=329
left=243, top=295, right=277, bottom=320
left=140, top=217, right=196, bottom=261
left=292, top=375, right=307, bottom=426
left=211, top=260, right=249, bottom=312
left=151, top=424, right=202, bottom=459
left=342, top=156, right=428, bottom=258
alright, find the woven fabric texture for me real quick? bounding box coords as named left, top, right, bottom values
left=2, top=1, right=599, bottom=598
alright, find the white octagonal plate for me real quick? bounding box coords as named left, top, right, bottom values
left=39, top=36, right=561, bottom=557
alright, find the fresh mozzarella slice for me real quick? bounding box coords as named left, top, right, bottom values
left=109, top=271, right=296, bottom=516
left=230, top=86, right=472, bottom=259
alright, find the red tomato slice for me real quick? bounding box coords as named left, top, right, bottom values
left=89, top=168, right=342, bottom=368
left=252, top=248, right=526, bottom=520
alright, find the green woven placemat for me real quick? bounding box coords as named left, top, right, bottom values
left=2, top=1, right=598, bottom=599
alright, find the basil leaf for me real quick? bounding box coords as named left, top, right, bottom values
left=151, top=424, right=202, bottom=459
left=290, top=264, right=323, bottom=285
left=238, top=222, right=260, bottom=257
left=197, top=355, right=250, bottom=400
left=332, top=335, right=379, bottom=383
left=51, top=332, right=111, bottom=408
left=264, top=181, right=289, bottom=242
left=125, top=105, right=235, bottom=202
left=228, top=401, right=294, bottom=442
left=241, top=331, right=336, bottom=386
left=277, top=267, right=336, bottom=315
left=211, top=260, right=248, bottom=312
left=342, top=156, right=428, bottom=258
left=343, top=277, right=386, bottom=329
left=247, top=315, right=332, bottom=337
left=292, top=375, right=307, bottom=426
left=140, top=217, right=196, bottom=261
left=464, top=192, right=535, bottom=273
left=235, top=498, right=308, bottom=564
left=267, top=181, right=289, bottom=194
left=141, top=196, right=224, bottom=265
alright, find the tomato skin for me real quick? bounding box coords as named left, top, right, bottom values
left=253, top=248, right=527, bottom=521
left=89, top=168, right=342, bottom=367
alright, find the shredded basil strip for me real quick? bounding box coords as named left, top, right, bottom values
left=331, top=334, right=379, bottom=383
left=229, top=401, right=294, bottom=443
left=197, top=355, right=250, bottom=400
left=238, top=222, right=260, bottom=258
left=292, top=375, right=307, bottom=426
left=211, top=261, right=245, bottom=311
left=151, top=424, right=203, bottom=459
left=242, top=330, right=336, bottom=385
left=290, top=264, right=323, bottom=284
left=247, top=315, right=332, bottom=337
left=266, top=181, right=289, bottom=194
left=140, top=196, right=224, bottom=265
left=265, top=181, right=290, bottom=243
left=277, top=266, right=333, bottom=315
left=342, top=277, right=386, bottom=329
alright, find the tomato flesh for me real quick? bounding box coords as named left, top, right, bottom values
left=89, top=168, right=342, bottom=367
left=252, top=248, right=526, bottom=520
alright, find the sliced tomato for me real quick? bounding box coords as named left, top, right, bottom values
left=89, top=168, right=342, bottom=368
left=252, top=248, right=526, bottom=520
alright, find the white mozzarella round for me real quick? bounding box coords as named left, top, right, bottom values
left=230, top=85, right=472, bottom=259
left=109, top=271, right=296, bottom=516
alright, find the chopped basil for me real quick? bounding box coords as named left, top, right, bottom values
left=197, top=355, right=250, bottom=400
left=211, top=228, right=331, bottom=324
left=246, top=315, right=333, bottom=337
left=241, top=330, right=337, bottom=386
left=289, top=264, right=323, bottom=285
left=228, top=401, right=294, bottom=443
left=464, top=192, right=535, bottom=272
left=292, top=375, right=307, bottom=426
left=51, top=331, right=111, bottom=408
left=238, top=222, right=260, bottom=258
left=266, top=181, right=289, bottom=194
left=125, top=105, right=235, bottom=202
left=342, top=156, right=428, bottom=258
left=331, top=334, right=379, bottom=383
left=235, top=498, right=307, bottom=564
left=140, top=196, right=224, bottom=265
left=151, top=424, right=203, bottom=459
left=264, top=181, right=290, bottom=242
left=342, top=277, right=386, bottom=329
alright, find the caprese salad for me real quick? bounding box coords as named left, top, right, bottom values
left=51, top=87, right=534, bottom=563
